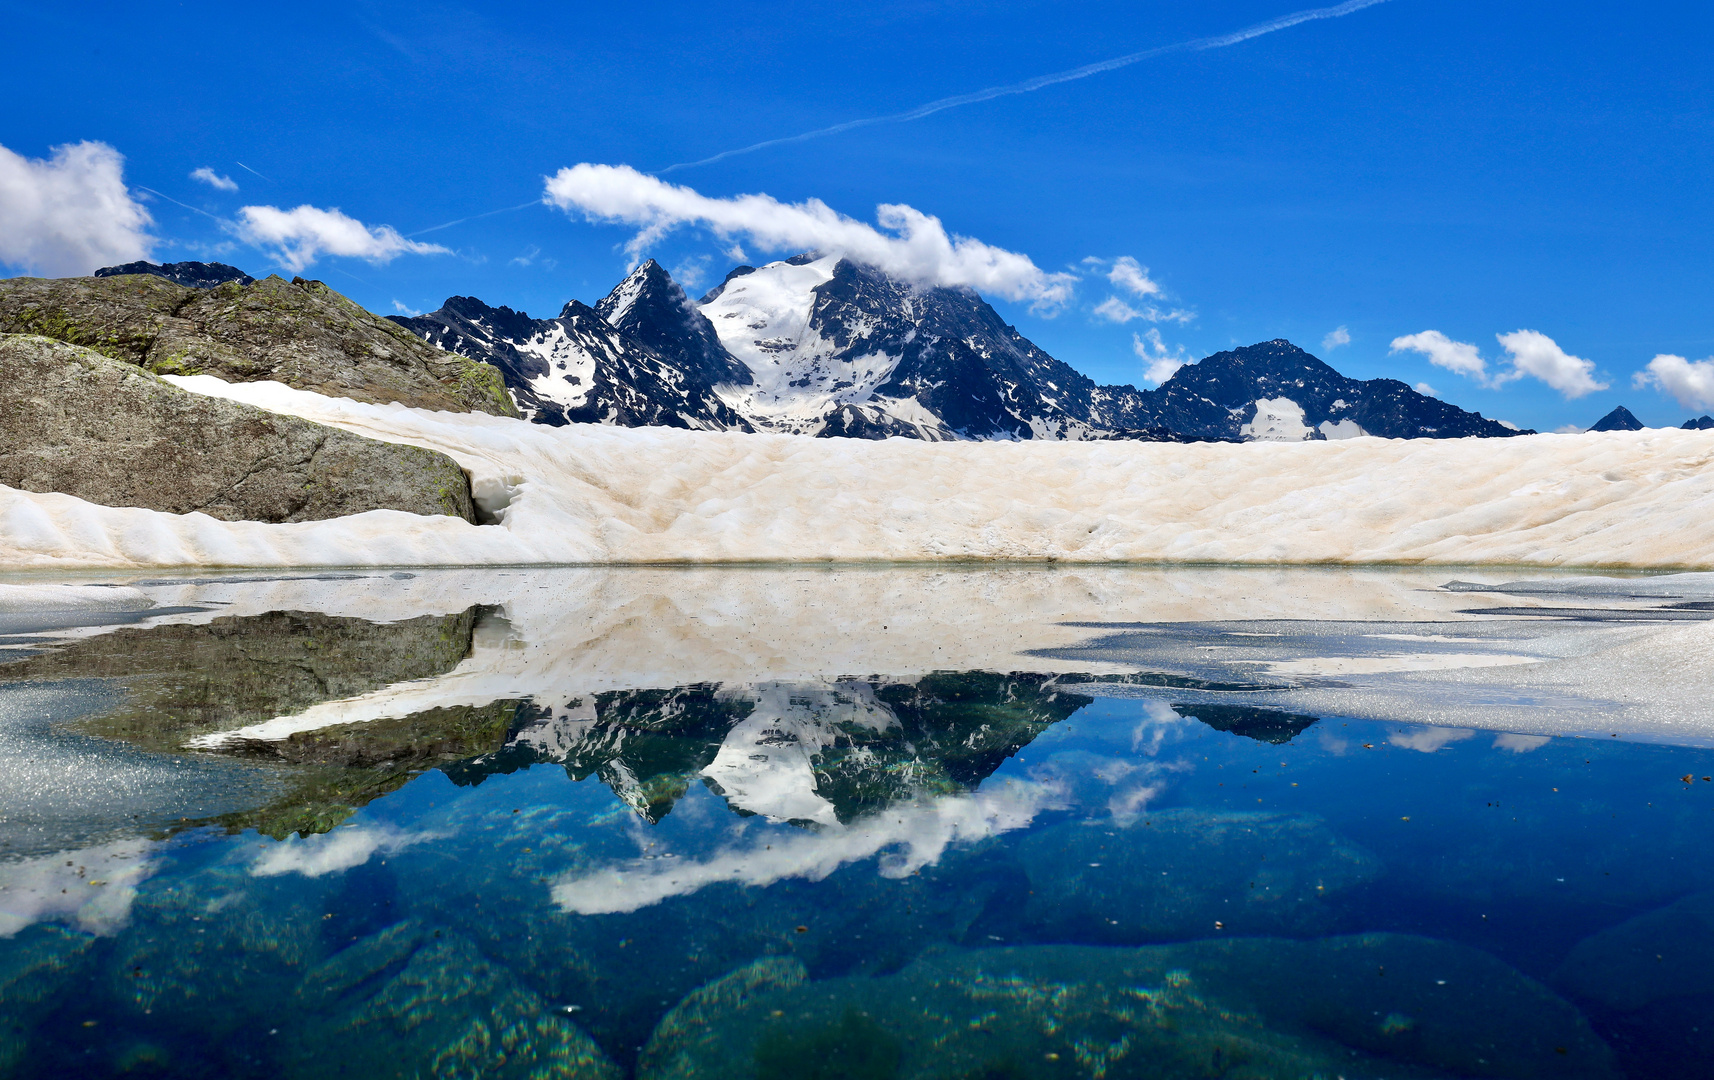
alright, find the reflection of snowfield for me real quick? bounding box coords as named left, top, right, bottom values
left=4, top=374, right=1714, bottom=568
left=0, top=840, right=156, bottom=937
left=552, top=776, right=1064, bottom=915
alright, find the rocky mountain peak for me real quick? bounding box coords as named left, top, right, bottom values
left=1589, top=405, right=1644, bottom=432
left=94, top=260, right=256, bottom=289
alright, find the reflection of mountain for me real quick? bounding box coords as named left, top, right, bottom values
left=456, top=672, right=1092, bottom=825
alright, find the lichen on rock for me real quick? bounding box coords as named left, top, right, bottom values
left=0, top=272, right=518, bottom=417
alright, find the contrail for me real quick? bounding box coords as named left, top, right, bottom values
left=662, top=0, right=1392, bottom=173
left=234, top=161, right=272, bottom=182
left=407, top=199, right=540, bottom=238
left=137, top=186, right=225, bottom=221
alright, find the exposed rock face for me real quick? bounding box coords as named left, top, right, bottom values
left=1115, top=338, right=1530, bottom=440
left=94, top=260, right=256, bottom=289
left=400, top=256, right=1530, bottom=442
left=1590, top=405, right=1644, bottom=432
left=0, top=273, right=516, bottom=417
left=1684, top=415, right=1714, bottom=430
left=0, top=334, right=475, bottom=523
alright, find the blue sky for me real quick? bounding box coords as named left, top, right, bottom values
left=3, top=0, right=1711, bottom=431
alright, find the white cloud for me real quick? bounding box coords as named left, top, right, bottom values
left=0, top=140, right=154, bottom=276
left=234, top=204, right=448, bottom=273
left=1391, top=330, right=1490, bottom=384
left=1414, top=382, right=1437, bottom=397
left=0, top=840, right=157, bottom=938
left=190, top=167, right=238, bottom=192
left=1495, top=330, right=1607, bottom=399
left=391, top=299, right=420, bottom=316
left=1133, top=328, right=1189, bottom=385
left=1107, top=255, right=1162, bottom=299
left=1634, top=353, right=1714, bottom=412
left=1322, top=326, right=1351, bottom=351
left=541, top=163, right=1076, bottom=311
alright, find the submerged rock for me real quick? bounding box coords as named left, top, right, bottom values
left=0, top=924, right=96, bottom=1072
left=639, top=935, right=1615, bottom=1080
left=285, top=922, right=619, bottom=1079
left=0, top=272, right=516, bottom=416
left=1017, top=809, right=1379, bottom=943
left=0, top=334, right=475, bottom=522
left=1554, top=891, right=1714, bottom=1012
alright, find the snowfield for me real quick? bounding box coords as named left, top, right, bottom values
left=2, top=376, right=1711, bottom=569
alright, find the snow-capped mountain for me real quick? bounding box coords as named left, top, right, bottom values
left=393, top=255, right=1528, bottom=441
left=390, top=276, right=750, bottom=430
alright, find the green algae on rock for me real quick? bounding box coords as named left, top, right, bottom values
left=0, top=334, right=476, bottom=523
left=638, top=936, right=1617, bottom=1080
left=0, top=273, right=518, bottom=417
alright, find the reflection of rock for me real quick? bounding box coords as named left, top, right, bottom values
left=4, top=608, right=482, bottom=750
left=1017, top=809, right=1378, bottom=942
left=1172, top=703, right=1319, bottom=744
left=640, top=936, right=1615, bottom=1080
left=0, top=334, right=476, bottom=522
left=1555, top=892, right=1714, bottom=1013
left=285, top=921, right=618, bottom=1080
left=3, top=607, right=510, bottom=837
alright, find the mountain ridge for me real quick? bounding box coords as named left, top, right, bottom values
left=390, top=254, right=1532, bottom=442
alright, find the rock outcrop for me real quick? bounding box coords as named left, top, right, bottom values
left=0, top=334, right=475, bottom=523
left=0, top=272, right=516, bottom=417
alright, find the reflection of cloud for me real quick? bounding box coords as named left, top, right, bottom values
left=1388, top=727, right=1476, bottom=753
left=251, top=827, right=435, bottom=878
left=0, top=840, right=156, bottom=937
left=1493, top=732, right=1550, bottom=753
left=552, top=777, right=1064, bottom=915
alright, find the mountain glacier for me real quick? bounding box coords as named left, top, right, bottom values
left=392, top=255, right=1528, bottom=442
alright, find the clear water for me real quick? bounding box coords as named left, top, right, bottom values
left=3, top=567, right=1714, bottom=1079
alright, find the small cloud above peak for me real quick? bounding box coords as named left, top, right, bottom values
left=540, top=163, right=1076, bottom=312
left=1414, top=382, right=1437, bottom=397
left=1322, top=326, right=1350, bottom=351
left=1133, top=328, right=1188, bottom=385
left=1391, top=330, right=1489, bottom=384
left=190, top=167, right=238, bottom=192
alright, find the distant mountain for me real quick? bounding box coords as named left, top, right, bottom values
left=95, top=260, right=255, bottom=289
left=1683, top=415, right=1714, bottom=430
left=1590, top=406, right=1644, bottom=432
left=390, top=267, right=749, bottom=430
left=393, top=255, right=1530, bottom=442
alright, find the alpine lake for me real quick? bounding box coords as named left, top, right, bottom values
left=3, top=565, right=1714, bottom=1080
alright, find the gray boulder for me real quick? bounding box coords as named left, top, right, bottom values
left=0, top=334, right=475, bottom=523
left=0, top=272, right=517, bottom=417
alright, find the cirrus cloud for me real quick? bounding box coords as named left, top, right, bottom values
left=542, top=163, right=1076, bottom=311
left=234, top=204, right=448, bottom=273
left=0, top=140, right=154, bottom=276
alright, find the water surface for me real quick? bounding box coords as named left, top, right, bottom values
left=3, top=567, right=1713, bottom=1078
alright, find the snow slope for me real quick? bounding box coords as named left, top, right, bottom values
left=2, top=376, right=1712, bottom=570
